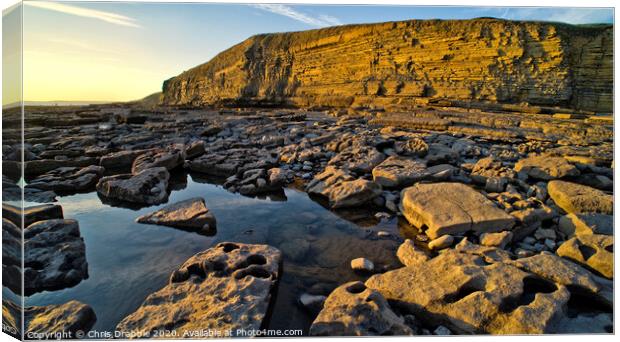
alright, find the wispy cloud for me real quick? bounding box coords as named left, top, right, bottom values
left=544, top=8, right=612, bottom=24
left=26, top=2, right=141, bottom=28
left=251, top=4, right=342, bottom=27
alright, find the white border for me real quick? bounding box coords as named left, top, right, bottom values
left=0, top=1, right=617, bottom=342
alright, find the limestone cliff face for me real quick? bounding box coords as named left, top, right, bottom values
left=162, top=19, right=613, bottom=113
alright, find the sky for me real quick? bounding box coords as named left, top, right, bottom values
left=2, top=1, right=614, bottom=105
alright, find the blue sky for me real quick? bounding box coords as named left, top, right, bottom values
left=15, top=2, right=614, bottom=102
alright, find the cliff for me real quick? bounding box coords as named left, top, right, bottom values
left=161, top=18, right=613, bottom=113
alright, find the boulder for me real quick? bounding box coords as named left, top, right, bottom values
left=24, top=158, right=98, bottom=177
left=556, top=234, right=613, bottom=279
left=309, top=281, right=412, bottom=336
left=328, top=179, right=382, bottom=209
left=131, top=146, right=185, bottom=174
left=514, top=156, right=579, bottom=180
left=307, top=167, right=382, bottom=208
left=115, top=242, right=281, bottom=337
left=426, top=143, right=459, bottom=165
left=396, top=137, right=428, bottom=157
left=396, top=239, right=430, bottom=267
left=24, top=219, right=88, bottom=296
left=185, top=140, right=206, bottom=159
left=372, top=156, right=428, bottom=188
left=328, top=146, right=386, bottom=173
left=24, top=300, right=96, bottom=338
left=372, top=156, right=453, bottom=188
left=400, top=182, right=515, bottom=239
left=548, top=180, right=612, bottom=214
left=510, top=205, right=555, bottom=227
left=350, top=258, right=374, bottom=272
left=470, top=157, right=516, bottom=184
left=100, top=149, right=150, bottom=169
left=558, top=213, right=613, bottom=237
left=27, top=165, right=104, bottom=192
left=480, top=231, right=513, bottom=249
left=96, top=167, right=170, bottom=205
left=136, top=197, right=216, bottom=235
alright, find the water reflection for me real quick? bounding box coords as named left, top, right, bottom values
left=23, top=171, right=408, bottom=335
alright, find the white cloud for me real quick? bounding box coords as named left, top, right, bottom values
left=318, top=14, right=343, bottom=26
left=251, top=4, right=342, bottom=27
left=26, top=2, right=141, bottom=28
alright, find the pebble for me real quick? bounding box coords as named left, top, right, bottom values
left=428, top=235, right=454, bottom=250
left=374, top=212, right=390, bottom=220
left=350, top=258, right=374, bottom=272
left=516, top=248, right=534, bottom=258
left=433, top=325, right=452, bottom=335
left=377, top=230, right=391, bottom=237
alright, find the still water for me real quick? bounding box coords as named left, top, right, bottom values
left=23, top=171, right=409, bottom=334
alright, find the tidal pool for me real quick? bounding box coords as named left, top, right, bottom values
left=23, top=171, right=409, bottom=334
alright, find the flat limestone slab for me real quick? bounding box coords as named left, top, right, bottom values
left=115, top=242, right=281, bottom=338
left=372, top=156, right=428, bottom=188
left=514, top=156, right=579, bottom=180
left=136, top=197, right=216, bottom=235
left=557, top=234, right=613, bottom=279
left=548, top=180, right=613, bottom=214
left=400, top=182, right=514, bottom=239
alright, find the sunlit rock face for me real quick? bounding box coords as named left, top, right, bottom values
left=162, top=18, right=612, bottom=113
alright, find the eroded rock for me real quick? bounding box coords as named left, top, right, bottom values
left=131, top=146, right=185, bottom=174
left=24, top=219, right=88, bottom=295
left=548, top=180, right=613, bottom=214
left=136, top=197, right=216, bottom=235
left=558, top=213, right=613, bottom=237
left=24, top=300, right=96, bottom=337
left=556, top=234, right=613, bottom=279
left=27, top=165, right=104, bottom=192
left=514, top=156, right=579, bottom=180
left=96, top=167, right=170, bottom=205
left=366, top=243, right=610, bottom=334
left=307, top=166, right=382, bottom=208
left=396, top=239, right=430, bottom=267
left=115, top=242, right=281, bottom=337
left=309, top=281, right=412, bottom=336
left=400, top=182, right=515, bottom=239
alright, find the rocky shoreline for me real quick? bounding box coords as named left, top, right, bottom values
left=2, top=102, right=613, bottom=336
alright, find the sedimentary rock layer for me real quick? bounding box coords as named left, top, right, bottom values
left=162, top=19, right=612, bottom=113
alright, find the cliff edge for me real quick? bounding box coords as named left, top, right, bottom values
left=162, top=18, right=613, bottom=113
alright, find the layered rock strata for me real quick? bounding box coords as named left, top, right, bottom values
left=162, top=19, right=612, bottom=113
